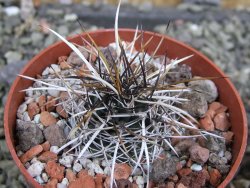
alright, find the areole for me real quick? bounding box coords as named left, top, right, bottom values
left=4, top=29, right=248, bottom=188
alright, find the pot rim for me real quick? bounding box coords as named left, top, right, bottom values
left=4, top=28, right=248, bottom=188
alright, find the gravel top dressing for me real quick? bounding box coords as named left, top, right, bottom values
left=15, top=20, right=234, bottom=187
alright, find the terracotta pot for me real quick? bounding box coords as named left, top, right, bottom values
left=4, top=29, right=248, bottom=188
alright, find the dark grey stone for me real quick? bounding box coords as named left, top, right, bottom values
left=16, top=120, right=44, bottom=152
left=150, top=157, right=177, bottom=183
left=178, top=91, right=208, bottom=118
left=43, top=124, right=66, bottom=147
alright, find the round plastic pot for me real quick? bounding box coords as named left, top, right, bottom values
left=4, top=29, right=248, bottom=188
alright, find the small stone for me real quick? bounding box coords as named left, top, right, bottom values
left=188, top=78, right=218, bottom=103
left=17, top=103, right=27, bottom=114
left=57, top=178, right=69, bottom=188
left=95, top=174, right=104, bottom=188
left=166, top=182, right=175, bottom=188
left=42, top=172, right=49, bottom=182
left=46, top=96, right=57, bottom=112
left=177, top=168, right=192, bottom=177
left=68, top=175, right=95, bottom=188
left=44, top=124, right=66, bottom=147
left=40, top=111, right=57, bottom=127
left=27, top=161, right=45, bottom=177
left=77, top=169, right=88, bottom=178
left=222, top=131, right=234, bottom=144
left=25, top=87, right=33, bottom=97
left=41, top=141, right=51, bottom=151
left=50, top=146, right=59, bottom=154
left=199, top=116, right=214, bottom=131
left=87, top=162, right=104, bottom=174
left=59, top=61, right=70, bottom=70
left=42, top=67, right=50, bottom=76
left=209, top=168, right=222, bottom=187
left=56, top=105, right=68, bottom=118
left=50, top=112, right=59, bottom=118
left=73, top=163, right=83, bottom=173
left=208, top=102, right=228, bottom=115
left=93, top=158, right=101, bottom=166
left=22, top=112, right=31, bottom=121
left=20, top=144, right=43, bottom=163
left=66, top=169, right=76, bottom=183
left=79, top=158, right=92, bottom=168
left=206, top=136, right=226, bottom=153
left=189, top=145, right=209, bottom=164
left=45, top=161, right=65, bottom=182
left=51, top=64, right=61, bottom=73
left=67, top=48, right=89, bottom=67
left=151, top=157, right=177, bottom=183
left=36, top=175, right=44, bottom=184
left=30, top=157, right=39, bottom=164
left=214, top=112, right=230, bottom=131
left=38, top=151, right=58, bottom=163
left=31, top=32, right=44, bottom=45
left=114, top=163, right=132, bottom=180
left=135, top=176, right=144, bottom=185
left=116, top=179, right=133, bottom=188
left=16, top=120, right=44, bottom=152
left=38, top=95, right=46, bottom=112
left=190, top=164, right=202, bottom=171
left=44, top=178, right=58, bottom=188
left=174, top=139, right=196, bottom=155
left=224, top=151, right=232, bottom=161
left=48, top=89, right=60, bottom=98
left=33, top=115, right=40, bottom=125
left=27, top=102, right=40, bottom=120
left=59, top=155, right=74, bottom=168
left=178, top=91, right=208, bottom=118
left=104, top=166, right=111, bottom=176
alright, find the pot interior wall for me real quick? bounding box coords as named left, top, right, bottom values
left=5, top=29, right=246, bottom=188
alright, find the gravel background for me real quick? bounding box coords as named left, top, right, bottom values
left=0, top=2, right=249, bottom=188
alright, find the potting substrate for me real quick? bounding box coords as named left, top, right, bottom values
left=15, top=39, right=234, bottom=188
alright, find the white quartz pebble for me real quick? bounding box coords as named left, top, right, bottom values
left=27, top=162, right=44, bottom=177
left=191, top=164, right=202, bottom=171
left=50, top=146, right=59, bottom=154
left=59, top=155, right=74, bottom=168
left=73, top=163, right=82, bottom=173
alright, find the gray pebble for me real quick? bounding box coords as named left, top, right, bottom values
left=189, top=77, right=218, bottom=103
